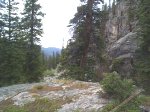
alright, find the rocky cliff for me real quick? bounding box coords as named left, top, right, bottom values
left=105, top=0, right=138, bottom=76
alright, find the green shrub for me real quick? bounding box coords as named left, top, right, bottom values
left=135, top=54, right=150, bottom=94
left=138, top=95, right=150, bottom=106
left=101, top=99, right=141, bottom=112
left=111, top=58, right=124, bottom=72
left=67, top=66, right=84, bottom=80
left=100, top=72, right=148, bottom=112
left=100, top=100, right=118, bottom=112
left=101, top=71, right=135, bottom=100
left=42, top=69, right=55, bottom=76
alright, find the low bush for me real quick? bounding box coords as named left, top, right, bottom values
left=138, top=95, right=150, bottom=106
left=101, top=99, right=141, bottom=112
left=100, top=72, right=149, bottom=112
left=42, top=69, right=55, bottom=76
left=101, top=71, right=135, bottom=100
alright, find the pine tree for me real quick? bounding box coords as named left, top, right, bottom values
left=0, top=0, right=27, bottom=86
left=0, top=0, right=5, bottom=38
left=2, top=0, right=20, bottom=40
left=21, top=0, right=44, bottom=82
left=112, top=0, right=116, bottom=16
left=135, top=0, right=150, bottom=94
left=61, top=0, right=105, bottom=80
left=126, top=0, right=136, bottom=32
left=0, top=0, right=45, bottom=86
left=109, top=0, right=111, bottom=10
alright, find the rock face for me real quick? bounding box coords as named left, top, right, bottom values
left=0, top=77, right=108, bottom=112
left=0, top=83, right=41, bottom=102
left=105, top=0, right=138, bottom=76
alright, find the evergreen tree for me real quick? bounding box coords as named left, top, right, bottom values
left=2, top=0, right=20, bottom=40
left=0, top=0, right=5, bottom=38
left=41, top=52, right=48, bottom=70
left=61, top=0, right=105, bottom=81
left=126, top=0, right=136, bottom=32
left=135, top=0, right=150, bottom=94
left=112, top=0, right=116, bottom=16
left=55, top=52, right=60, bottom=66
left=109, top=0, right=111, bottom=10
left=0, top=0, right=45, bottom=86
left=0, top=0, right=26, bottom=86
left=21, top=0, right=44, bottom=82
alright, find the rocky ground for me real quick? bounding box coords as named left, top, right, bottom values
left=0, top=77, right=109, bottom=112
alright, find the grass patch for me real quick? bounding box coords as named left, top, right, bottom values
left=30, top=84, right=63, bottom=93
left=24, top=97, right=73, bottom=112
left=67, top=82, right=90, bottom=90
left=24, top=98, right=61, bottom=112
left=0, top=97, right=73, bottom=112
left=2, top=106, right=27, bottom=112
left=0, top=99, right=14, bottom=110
left=32, top=85, right=44, bottom=90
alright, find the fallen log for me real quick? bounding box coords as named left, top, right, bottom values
left=110, top=89, right=143, bottom=112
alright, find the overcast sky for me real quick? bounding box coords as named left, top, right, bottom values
left=39, top=0, right=109, bottom=48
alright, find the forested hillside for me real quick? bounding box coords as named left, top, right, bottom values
left=42, top=47, right=61, bottom=70
left=42, top=47, right=61, bottom=56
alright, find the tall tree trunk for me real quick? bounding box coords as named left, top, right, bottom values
left=80, top=0, right=93, bottom=68
left=109, top=0, right=111, bottom=11
left=27, top=0, right=35, bottom=77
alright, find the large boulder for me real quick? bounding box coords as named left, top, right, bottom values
left=109, top=32, right=138, bottom=58
left=108, top=32, right=138, bottom=77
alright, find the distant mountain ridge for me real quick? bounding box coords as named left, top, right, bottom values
left=42, top=47, right=61, bottom=56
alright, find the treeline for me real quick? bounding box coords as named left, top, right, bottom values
left=0, top=0, right=44, bottom=86
left=42, top=52, right=60, bottom=70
